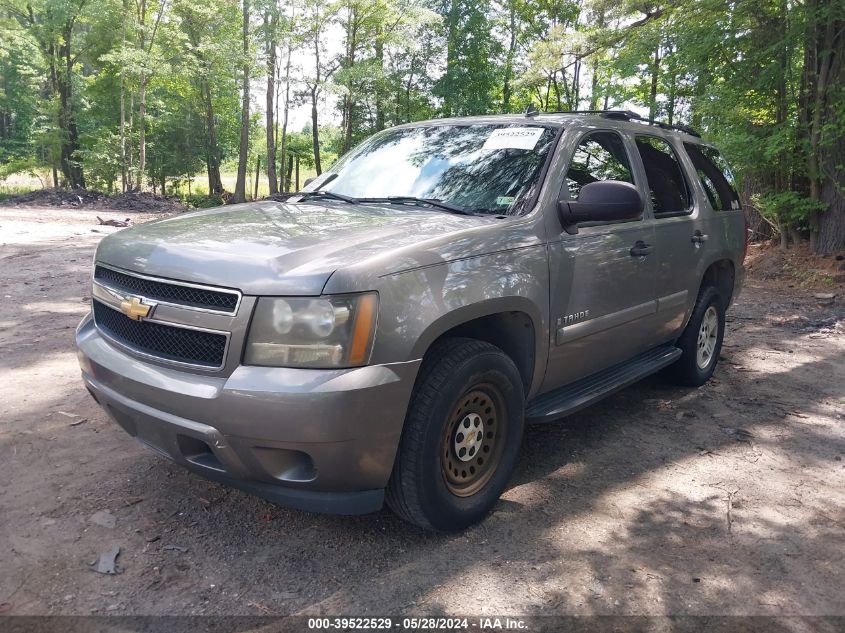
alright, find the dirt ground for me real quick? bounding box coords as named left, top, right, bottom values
left=0, top=207, right=843, bottom=618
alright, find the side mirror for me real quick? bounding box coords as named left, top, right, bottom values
left=303, top=177, right=315, bottom=187
left=558, top=180, right=643, bottom=229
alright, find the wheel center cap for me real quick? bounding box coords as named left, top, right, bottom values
left=454, top=413, right=484, bottom=462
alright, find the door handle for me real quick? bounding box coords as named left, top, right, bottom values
left=691, top=231, right=708, bottom=244
left=630, top=241, right=653, bottom=257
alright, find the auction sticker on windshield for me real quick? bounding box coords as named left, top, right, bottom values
left=482, top=127, right=545, bottom=151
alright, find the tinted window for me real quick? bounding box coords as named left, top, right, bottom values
left=565, top=132, right=633, bottom=199
left=684, top=143, right=741, bottom=211
left=635, top=136, right=691, bottom=216
left=307, top=124, right=558, bottom=216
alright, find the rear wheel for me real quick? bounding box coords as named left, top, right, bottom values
left=668, top=285, right=725, bottom=387
left=386, top=338, right=525, bottom=531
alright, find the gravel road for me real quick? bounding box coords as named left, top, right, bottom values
left=1, top=207, right=843, bottom=617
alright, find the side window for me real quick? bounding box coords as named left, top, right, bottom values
left=635, top=136, right=692, bottom=216
left=684, top=143, right=741, bottom=211
left=565, top=131, right=634, bottom=200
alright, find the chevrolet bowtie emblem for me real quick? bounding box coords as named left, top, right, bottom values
left=120, top=296, right=153, bottom=321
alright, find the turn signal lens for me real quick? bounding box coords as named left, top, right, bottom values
left=348, top=293, right=378, bottom=365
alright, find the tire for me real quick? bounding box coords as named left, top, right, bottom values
left=668, top=285, right=725, bottom=387
left=386, top=338, right=525, bottom=531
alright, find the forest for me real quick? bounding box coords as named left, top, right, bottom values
left=0, top=0, right=843, bottom=252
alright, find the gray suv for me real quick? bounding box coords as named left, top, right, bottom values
left=75, top=111, right=746, bottom=531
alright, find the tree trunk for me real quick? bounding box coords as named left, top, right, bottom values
left=802, top=0, right=829, bottom=251
left=818, top=178, right=845, bottom=253
left=774, top=0, right=791, bottom=248
left=287, top=155, right=293, bottom=188
left=20, top=9, right=83, bottom=188
left=202, top=80, right=224, bottom=195
left=502, top=1, right=517, bottom=113
left=551, top=73, right=561, bottom=110
left=587, top=10, right=606, bottom=112
left=588, top=56, right=600, bottom=111
left=137, top=0, right=166, bottom=192
left=442, top=0, right=459, bottom=117
left=309, top=21, right=322, bottom=176
left=311, top=87, right=322, bottom=175
left=120, top=0, right=127, bottom=193
left=265, top=12, right=278, bottom=194
left=740, top=172, right=775, bottom=243
left=137, top=0, right=147, bottom=190
left=815, top=3, right=845, bottom=253
left=254, top=154, right=261, bottom=199
left=58, top=26, right=84, bottom=189
left=138, top=71, right=146, bottom=189
left=649, top=43, right=660, bottom=123
left=233, top=0, right=251, bottom=203
left=278, top=22, right=294, bottom=192
left=128, top=91, right=134, bottom=190
left=404, top=55, right=416, bottom=122
left=341, top=7, right=358, bottom=154
left=374, top=25, right=385, bottom=130
left=666, top=66, right=677, bottom=126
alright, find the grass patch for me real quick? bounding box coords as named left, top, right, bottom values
left=0, top=184, right=41, bottom=199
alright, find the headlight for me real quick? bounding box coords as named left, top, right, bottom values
left=244, top=292, right=378, bottom=368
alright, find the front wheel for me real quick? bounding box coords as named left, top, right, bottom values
left=668, top=286, right=725, bottom=387
left=386, top=338, right=525, bottom=531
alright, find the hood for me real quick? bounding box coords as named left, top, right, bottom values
left=95, top=200, right=494, bottom=295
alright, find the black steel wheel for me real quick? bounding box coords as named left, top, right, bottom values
left=386, top=338, right=525, bottom=531
left=440, top=385, right=508, bottom=497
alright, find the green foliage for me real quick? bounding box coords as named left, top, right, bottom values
left=181, top=192, right=226, bottom=208
left=0, top=157, right=46, bottom=183
left=756, top=191, right=827, bottom=229
left=0, top=0, right=842, bottom=251
left=433, top=0, right=501, bottom=116
left=77, top=131, right=125, bottom=192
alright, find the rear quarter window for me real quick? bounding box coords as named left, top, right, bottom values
left=683, top=143, right=741, bottom=211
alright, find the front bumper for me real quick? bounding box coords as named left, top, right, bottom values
left=76, top=314, right=420, bottom=515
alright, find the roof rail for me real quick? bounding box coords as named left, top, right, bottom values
left=544, top=109, right=702, bottom=138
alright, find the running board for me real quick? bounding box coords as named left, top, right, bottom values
left=526, top=345, right=682, bottom=423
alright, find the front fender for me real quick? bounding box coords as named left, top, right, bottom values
left=369, top=244, right=550, bottom=397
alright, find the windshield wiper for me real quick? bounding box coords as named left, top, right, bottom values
left=364, top=196, right=480, bottom=216
left=296, top=189, right=360, bottom=205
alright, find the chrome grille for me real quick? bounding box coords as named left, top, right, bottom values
left=94, top=265, right=239, bottom=314
left=93, top=301, right=228, bottom=368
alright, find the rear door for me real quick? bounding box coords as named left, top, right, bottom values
left=629, top=134, right=704, bottom=342
left=541, top=128, right=658, bottom=391
left=630, top=135, right=740, bottom=343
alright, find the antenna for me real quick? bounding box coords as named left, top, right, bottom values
left=524, top=104, right=539, bottom=118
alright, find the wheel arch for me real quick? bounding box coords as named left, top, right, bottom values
left=699, top=257, right=736, bottom=305
left=409, top=297, right=544, bottom=398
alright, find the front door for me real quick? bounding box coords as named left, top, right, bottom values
left=542, top=129, right=658, bottom=392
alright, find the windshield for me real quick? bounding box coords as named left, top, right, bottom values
left=304, top=123, right=559, bottom=215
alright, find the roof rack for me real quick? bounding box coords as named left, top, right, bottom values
left=542, top=109, right=702, bottom=138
